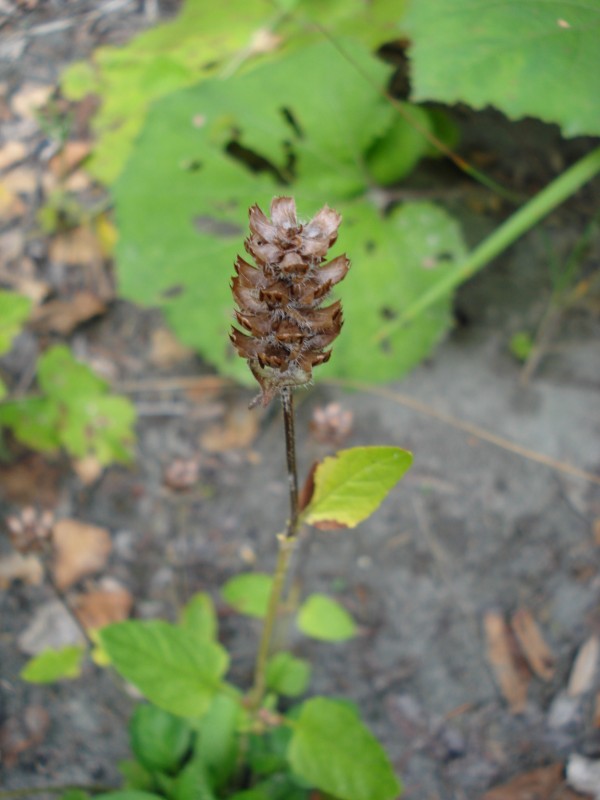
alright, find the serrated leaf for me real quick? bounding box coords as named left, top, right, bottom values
left=266, top=651, right=311, bottom=696
left=193, top=693, right=242, bottom=790
left=129, top=704, right=192, bottom=772
left=405, top=0, right=600, bottom=137
left=100, top=621, right=228, bottom=717
left=288, top=697, right=401, bottom=800
left=222, top=573, right=273, bottom=618
left=297, top=594, right=356, bottom=642
left=20, top=645, right=85, bottom=683
left=301, top=446, right=412, bottom=529
left=0, top=290, right=31, bottom=355
left=179, top=591, right=217, bottom=643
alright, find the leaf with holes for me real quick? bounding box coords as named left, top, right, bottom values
left=405, top=0, right=600, bottom=137
left=113, top=38, right=466, bottom=384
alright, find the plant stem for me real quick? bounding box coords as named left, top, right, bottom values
left=248, top=388, right=300, bottom=711
left=374, top=144, right=600, bottom=343
left=281, top=387, right=299, bottom=539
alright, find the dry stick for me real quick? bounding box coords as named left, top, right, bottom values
left=328, top=379, right=600, bottom=487
left=249, top=388, right=300, bottom=712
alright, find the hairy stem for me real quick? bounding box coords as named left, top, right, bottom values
left=248, top=389, right=300, bottom=710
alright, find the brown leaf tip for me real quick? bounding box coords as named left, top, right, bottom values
left=231, top=196, right=349, bottom=406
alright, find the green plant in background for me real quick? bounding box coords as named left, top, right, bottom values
left=0, top=340, right=135, bottom=465
left=0, top=290, right=31, bottom=401
left=59, top=0, right=600, bottom=388
left=14, top=198, right=412, bottom=800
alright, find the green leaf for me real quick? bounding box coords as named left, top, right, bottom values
left=365, top=104, right=432, bottom=186
left=172, top=755, right=218, bottom=800
left=37, top=344, right=107, bottom=398
left=95, top=793, right=165, bottom=800
left=179, top=591, right=217, bottom=643
left=222, top=573, right=273, bottom=619
left=101, top=620, right=228, bottom=717
left=129, top=703, right=192, bottom=772
left=0, top=377, right=6, bottom=401
left=301, top=446, right=412, bottom=529
left=288, top=698, right=401, bottom=800
left=296, top=595, right=356, bottom=642
left=59, top=791, right=90, bottom=800
left=194, top=692, right=243, bottom=790
left=405, top=0, right=600, bottom=137
left=20, top=645, right=85, bottom=683
left=266, top=652, right=311, bottom=696
left=118, top=760, right=154, bottom=791
left=0, top=290, right=31, bottom=355
left=0, top=396, right=61, bottom=453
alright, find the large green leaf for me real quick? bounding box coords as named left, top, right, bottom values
left=288, top=697, right=400, bottom=800
left=113, top=39, right=466, bottom=384
left=405, top=0, right=600, bottom=137
left=296, top=594, right=356, bottom=642
left=62, top=0, right=406, bottom=183
left=20, top=645, right=85, bottom=683
left=101, top=621, right=228, bottom=718
left=301, top=446, right=412, bottom=529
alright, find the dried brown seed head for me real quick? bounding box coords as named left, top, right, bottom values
left=231, top=196, right=349, bottom=406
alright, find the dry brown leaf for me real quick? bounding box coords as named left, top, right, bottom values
left=31, top=290, right=106, bottom=334
left=482, top=763, right=586, bottom=800
left=568, top=636, right=599, bottom=697
left=64, top=169, right=92, bottom=192
left=0, top=140, right=26, bottom=170
left=73, top=579, right=133, bottom=630
left=510, top=608, right=555, bottom=681
left=72, top=455, right=104, bottom=486
left=484, top=610, right=530, bottom=714
left=201, top=405, right=259, bottom=452
left=0, top=552, right=43, bottom=589
left=48, top=226, right=102, bottom=265
left=593, top=518, right=600, bottom=546
left=0, top=181, right=26, bottom=218
left=150, top=327, right=194, bottom=368
left=0, top=228, right=25, bottom=265
left=52, top=518, right=112, bottom=590
left=11, top=83, right=53, bottom=119
left=2, top=166, right=37, bottom=193
left=48, top=140, right=92, bottom=178
left=0, top=455, right=61, bottom=505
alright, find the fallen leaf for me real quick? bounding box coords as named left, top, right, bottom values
left=2, top=166, right=37, bottom=194
left=0, top=705, right=50, bottom=769
left=510, top=608, right=555, bottom=681
left=64, top=169, right=92, bottom=192
left=150, top=327, right=195, bottom=368
left=31, top=290, right=106, bottom=334
left=0, top=140, right=26, bottom=170
left=200, top=404, right=259, bottom=452
left=48, top=226, right=102, bottom=265
left=48, top=140, right=92, bottom=178
left=52, top=518, right=112, bottom=590
left=568, top=636, right=599, bottom=697
left=0, top=181, right=26, bottom=218
left=18, top=599, right=85, bottom=655
left=0, top=454, right=61, bottom=505
left=72, top=455, right=104, bottom=486
left=593, top=518, right=600, bottom=546
left=483, top=763, right=586, bottom=800
left=566, top=754, right=600, bottom=800
left=73, top=579, right=133, bottom=630
left=0, top=228, right=25, bottom=265
left=484, top=610, right=530, bottom=714
left=11, top=83, right=53, bottom=119
left=0, top=552, right=43, bottom=589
